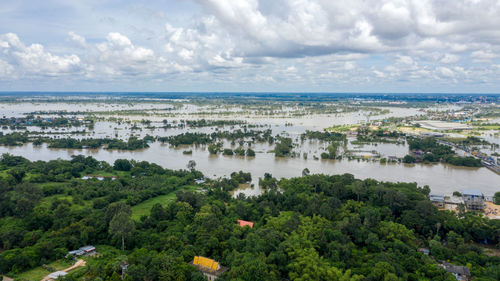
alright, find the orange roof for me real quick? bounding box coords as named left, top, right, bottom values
left=237, top=219, right=254, bottom=228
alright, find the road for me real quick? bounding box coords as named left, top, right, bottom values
left=40, top=259, right=86, bottom=281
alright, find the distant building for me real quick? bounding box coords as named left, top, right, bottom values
left=237, top=219, right=254, bottom=228
left=439, top=261, right=470, bottom=281
left=80, top=245, right=96, bottom=254
left=67, top=249, right=85, bottom=256
left=418, top=248, right=430, bottom=255
left=47, top=271, right=68, bottom=280
left=429, top=195, right=445, bottom=208
left=190, top=256, right=227, bottom=281
left=67, top=245, right=96, bottom=257
left=462, top=189, right=484, bottom=211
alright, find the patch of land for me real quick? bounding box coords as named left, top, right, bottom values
left=131, top=185, right=200, bottom=220
left=484, top=201, right=500, bottom=219
left=15, top=260, right=74, bottom=281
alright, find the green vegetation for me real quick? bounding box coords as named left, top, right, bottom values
left=494, top=192, right=500, bottom=205
left=321, top=143, right=340, bottom=159
left=403, top=155, right=416, bottom=164
left=182, top=119, right=246, bottom=127
left=0, top=149, right=498, bottom=280
left=406, top=137, right=482, bottom=167
left=0, top=132, right=29, bottom=146
left=130, top=185, right=200, bottom=220
left=16, top=259, right=73, bottom=281
left=301, top=130, right=346, bottom=143
left=273, top=137, right=293, bottom=157
left=354, top=128, right=405, bottom=144
left=0, top=94, right=499, bottom=280
left=246, top=148, right=256, bottom=157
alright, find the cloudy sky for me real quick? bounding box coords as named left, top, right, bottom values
left=0, top=0, right=499, bottom=93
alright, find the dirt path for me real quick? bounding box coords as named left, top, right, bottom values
left=40, top=259, right=86, bottom=281
left=484, top=201, right=500, bottom=219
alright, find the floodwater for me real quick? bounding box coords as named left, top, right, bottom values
left=0, top=142, right=497, bottom=197
left=0, top=101, right=498, bottom=197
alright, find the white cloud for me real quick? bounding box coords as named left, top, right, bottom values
left=0, top=59, right=14, bottom=77
left=68, top=31, right=86, bottom=48
left=470, top=50, right=499, bottom=63
left=440, top=54, right=460, bottom=64
left=0, top=33, right=82, bottom=77
left=1, top=0, right=500, bottom=91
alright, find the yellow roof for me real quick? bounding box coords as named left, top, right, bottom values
left=193, top=256, right=219, bottom=271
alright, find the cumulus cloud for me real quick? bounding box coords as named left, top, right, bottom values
left=0, top=33, right=82, bottom=77
left=1, top=0, right=500, bottom=90
left=68, top=31, right=86, bottom=48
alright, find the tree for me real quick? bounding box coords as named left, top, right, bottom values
left=187, top=160, right=196, bottom=171
left=106, top=202, right=132, bottom=224
left=403, top=155, right=416, bottom=163
left=8, top=168, right=25, bottom=184
left=352, top=181, right=366, bottom=201
left=302, top=168, right=310, bottom=177
left=208, top=144, right=220, bottom=154
left=246, top=148, right=256, bottom=157
left=109, top=212, right=135, bottom=251
left=114, top=159, right=132, bottom=171
left=327, top=143, right=339, bottom=159
left=494, top=192, right=500, bottom=205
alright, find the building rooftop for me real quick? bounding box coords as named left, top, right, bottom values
left=48, top=271, right=68, bottom=280
left=430, top=195, right=445, bottom=201
left=440, top=261, right=470, bottom=276
left=190, top=256, right=227, bottom=276
left=462, top=189, right=483, bottom=197
left=80, top=245, right=96, bottom=251
left=237, top=219, right=254, bottom=228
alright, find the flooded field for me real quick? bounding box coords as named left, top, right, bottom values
left=0, top=100, right=498, bottom=197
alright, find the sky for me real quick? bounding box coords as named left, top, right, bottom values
left=0, top=0, right=499, bottom=93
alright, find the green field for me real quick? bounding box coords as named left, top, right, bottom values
left=15, top=259, right=73, bottom=281
left=131, top=185, right=200, bottom=220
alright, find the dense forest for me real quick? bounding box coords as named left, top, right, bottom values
left=0, top=154, right=499, bottom=280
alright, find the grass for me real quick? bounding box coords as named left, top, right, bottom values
left=131, top=185, right=200, bottom=220
left=396, top=126, right=434, bottom=133
left=39, top=194, right=74, bottom=209
left=15, top=259, right=73, bottom=281
left=326, top=124, right=359, bottom=132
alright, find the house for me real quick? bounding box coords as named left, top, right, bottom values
left=387, top=156, right=398, bottom=162
left=413, top=150, right=425, bottom=156
left=417, top=248, right=430, bottom=255
left=67, top=249, right=85, bottom=256
left=237, top=219, right=254, bottom=228
left=462, top=189, right=484, bottom=211
left=190, top=256, right=227, bottom=281
left=67, top=245, right=96, bottom=257
left=429, top=194, right=445, bottom=208
left=47, top=271, right=68, bottom=280
left=80, top=245, right=96, bottom=254
left=439, top=261, right=470, bottom=281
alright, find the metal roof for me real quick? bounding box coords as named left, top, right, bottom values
left=48, top=271, right=67, bottom=279
left=429, top=194, right=445, bottom=201
left=461, top=189, right=483, bottom=196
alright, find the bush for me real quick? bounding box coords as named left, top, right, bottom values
left=403, top=155, right=416, bottom=163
